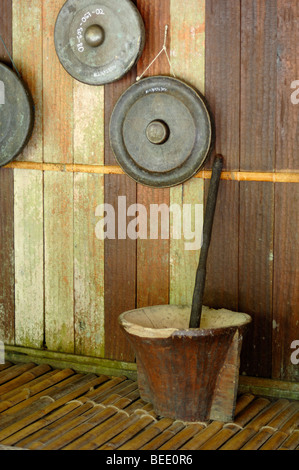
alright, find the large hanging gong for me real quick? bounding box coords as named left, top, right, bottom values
left=0, top=63, right=34, bottom=167
left=109, top=76, right=213, bottom=188
left=54, top=0, right=145, bottom=85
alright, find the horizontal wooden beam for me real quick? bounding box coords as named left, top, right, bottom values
left=4, top=345, right=299, bottom=400
left=5, top=161, right=124, bottom=175
left=3, top=161, right=299, bottom=183
left=4, top=345, right=138, bottom=380
left=239, top=375, right=299, bottom=401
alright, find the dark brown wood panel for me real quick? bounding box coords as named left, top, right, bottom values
left=272, top=0, right=299, bottom=381
left=238, top=1, right=277, bottom=378
left=0, top=0, right=14, bottom=345
left=204, top=0, right=240, bottom=314
left=203, top=181, right=239, bottom=312
left=276, top=0, right=299, bottom=171
left=272, top=1, right=299, bottom=381
left=104, top=175, right=137, bottom=362
left=104, top=69, right=137, bottom=362
left=0, top=170, right=14, bottom=345
left=205, top=0, right=241, bottom=171
left=240, top=0, right=277, bottom=172
left=135, top=0, right=170, bottom=309
left=239, top=182, right=274, bottom=377
left=136, top=186, right=170, bottom=308
left=136, top=0, right=170, bottom=80
left=272, top=184, right=299, bottom=381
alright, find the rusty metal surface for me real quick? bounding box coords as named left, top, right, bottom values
left=54, top=0, right=145, bottom=85
left=109, top=76, right=213, bottom=187
left=0, top=62, right=34, bottom=167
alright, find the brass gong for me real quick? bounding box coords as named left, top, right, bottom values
left=109, top=76, right=213, bottom=188
left=0, top=63, right=34, bottom=167
left=54, top=0, right=145, bottom=85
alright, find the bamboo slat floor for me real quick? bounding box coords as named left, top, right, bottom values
left=0, top=362, right=298, bottom=451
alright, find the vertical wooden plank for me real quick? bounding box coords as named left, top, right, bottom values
left=239, top=182, right=274, bottom=377
left=73, top=83, right=104, bottom=166
left=240, top=0, right=277, bottom=172
left=12, top=0, right=44, bottom=349
left=104, top=175, right=137, bottom=362
left=74, top=172, right=105, bottom=357
left=169, top=179, right=203, bottom=306
left=136, top=186, right=170, bottom=308
left=170, top=0, right=205, bottom=94
left=12, top=0, right=43, bottom=162
left=203, top=181, right=239, bottom=312
left=273, top=0, right=299, bottom=381
left=43, top=0, right=74, bottom=352
left=0, top=169, right=14, bottom=345
left=238, top=0, right=277, bottom=378
left=42, top=0, right=73, bottom=164
left=272, top=184, right=299, bottom=381
left=44, top=172, right=74, bottom=353
left=14, top=170, right=44, bottom=348
left=203, top=0, right=240, bottom=310
left=104, top=68, right=137, bottom=361
left=276, top=0, right=299, bottom=171
left=205, top=0, right=241, bottom=171
left=136, top=0, right=170, bottom=78
left=73, top=83, right=105, bottom=357
left=136, top=0, right=170, bottom=309
left=0, top=0, right=14, bottom=345
left=0, top=0, right=12, bottom=65
left=169, top=0, right=205, bottom=307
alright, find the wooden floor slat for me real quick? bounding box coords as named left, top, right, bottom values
left=0, top=362, right=298, bottom=451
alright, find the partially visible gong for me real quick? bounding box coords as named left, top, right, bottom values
left=54, top=0, right=145, bottom=85
left=0, top=63, right=34, bottom=167
left=109, top=76, right=213, bottom=188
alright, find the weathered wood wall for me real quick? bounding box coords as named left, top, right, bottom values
left=204, top=0, right=299, bottom=382
left=0, top=0, right=298, bottom=382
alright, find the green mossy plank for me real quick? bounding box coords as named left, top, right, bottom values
left=44, top=171, right=74, bottom=353
left=14, top=170, right=44, bottom=348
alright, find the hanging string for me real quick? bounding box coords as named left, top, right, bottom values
left=0, top=33, right=21, bottom=78
left=136, top=25, right=176, bottom=82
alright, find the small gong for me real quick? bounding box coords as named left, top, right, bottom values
left=0, top=63, right=34, bottom=167
left=109, top=76, right=213, bottom=188
left=54, top=0, right=145, bottom=85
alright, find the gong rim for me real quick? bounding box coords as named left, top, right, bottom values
left=0, top=62, right=34, bottom=167
left=54, top=0, right=145, bottom=86
left=109, top=76, right=213, bottom=188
